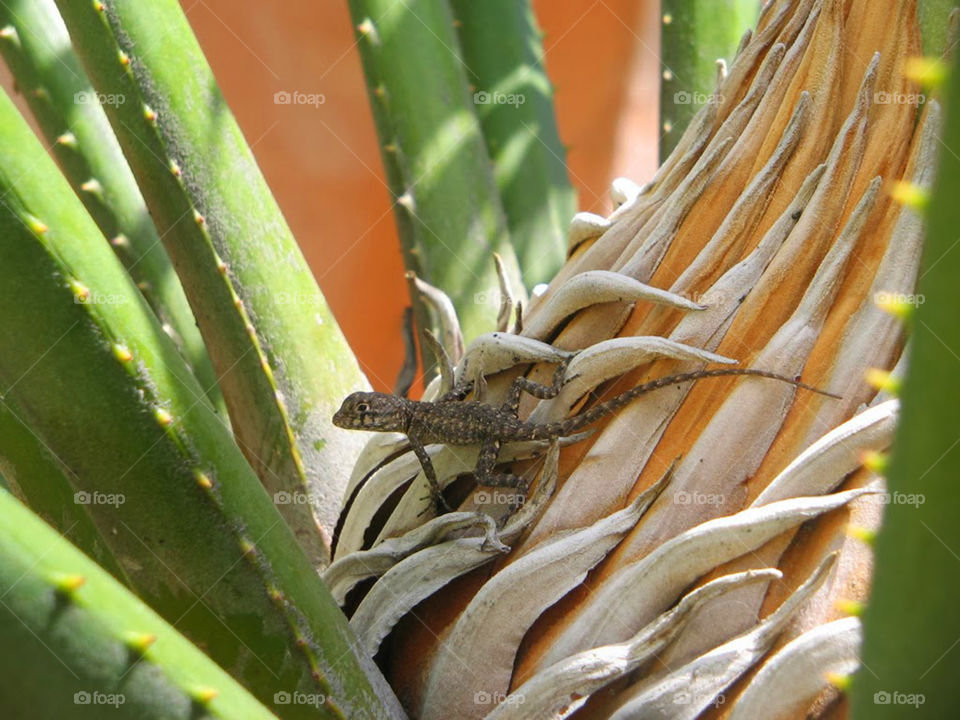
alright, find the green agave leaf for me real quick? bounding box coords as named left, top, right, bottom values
left=0, top=487, right=276, bottom=720
left=346, top=0, right=525, bottom=347
left=659, top=0, right=760, bottom=160
left=451, top=0, right=576, bottom=288
left=0, top=0, right=225, bottom=417
left=54, top=0, right=369, bottom=566
left=852, top=53, right=960, bottom=720
left=0, top=85, right=397, bottom=719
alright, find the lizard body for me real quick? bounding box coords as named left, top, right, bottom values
left=333, top=365, right=839, bottom=511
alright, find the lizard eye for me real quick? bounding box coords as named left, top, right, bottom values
left=356, top=402, right=369, bottom=413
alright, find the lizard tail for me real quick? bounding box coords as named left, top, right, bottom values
left=533, top=368, right=840, bottom=439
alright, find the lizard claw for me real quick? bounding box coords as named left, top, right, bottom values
left=419, top=485, right=452, bottom=516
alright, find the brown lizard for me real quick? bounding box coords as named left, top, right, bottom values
left=332, top=363, right=839, bottom=511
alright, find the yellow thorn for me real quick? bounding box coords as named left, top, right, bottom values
left=193, top=209, right=206, bottom=227
left=80, top=178, right=103, bottom=196
left=865, top=368, right=900, bottom=395
left=143, top=105, right=158, bottom=124
left=904, top=56, right=947, bottom=89
left=56, top=132, right=78, bottom=148
left=52, top=572, right=86, bottom=593
left=93, top=1, right=106, bottom=12
left=154, top=407, right=174, bottom=427
left=834, top=597, right=865, bottom=617
left=110, top=234, right=130, bottom=249
left=890, top=180, right=930, bottom=211
left=827, top=671, right=853, bottom=691
left=190, top=687, right=219, bottom=705
left=0, top=26, right=20, bottom=45
left=25, top=214, right=49, bottom=235
left=397, top=192, right=415, bottom=211
left=68, top=278, right=91, bottom=303
left=112, top=343, right=133, bottom=363
left=195, top=471, right=213, bottom=490
left=169, top=160, right=182, bottom=177
left=662, top=70, right=673, bottom=81
left=118, top=50, right=130, bottom=67
left=861, top=449, right=889, bottom=474
left=124, top=632, right=157, bottom=653
left=663, top=121, right=673, bottom=134
left=662, top=13, right=673, bottom=25
left=847, top=524, right=877, bottom=545
left=873, top=290, right=915, bottom=321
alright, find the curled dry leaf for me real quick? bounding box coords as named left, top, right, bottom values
left=727, top=616, right=862, bottom=720
left=331, top=1, right=927, bottom=716
left=605, top=553, right=839, bottom=719
left=486, top=568, right=783, bottom=720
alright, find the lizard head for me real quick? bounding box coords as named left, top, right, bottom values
left=333, top=392, right=410, bottom=432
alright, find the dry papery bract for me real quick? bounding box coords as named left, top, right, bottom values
left=333, top=0, right=930, bottom=717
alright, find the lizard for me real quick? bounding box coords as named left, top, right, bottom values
left=332, top=361, right=840, bottom=512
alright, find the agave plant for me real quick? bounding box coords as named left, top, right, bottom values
left=0, top=0, right=955, bottom=718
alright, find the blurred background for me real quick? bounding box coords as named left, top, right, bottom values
left=1, top=0, right=661, bottom=391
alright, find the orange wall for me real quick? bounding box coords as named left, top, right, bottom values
left=1, top=1, right=659, bottom=391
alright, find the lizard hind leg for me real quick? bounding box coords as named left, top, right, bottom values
left=502, top=355, right=575, bottom=418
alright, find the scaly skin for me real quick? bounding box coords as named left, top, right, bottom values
left=334, top=365, right=839, bottom=504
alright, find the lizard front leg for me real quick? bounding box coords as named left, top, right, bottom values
left=410, top=438, right=451, bottom=514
